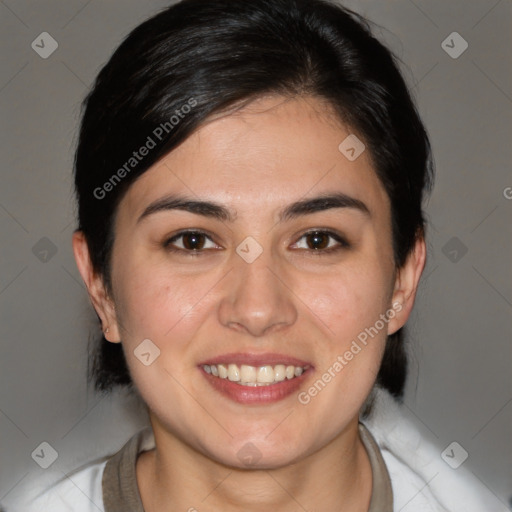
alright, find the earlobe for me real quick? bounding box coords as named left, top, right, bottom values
left=387, top=234, right=427, bottom=336
left=71, top=230, right=122, bottom=343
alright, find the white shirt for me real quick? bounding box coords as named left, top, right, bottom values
left=8, top=386, right=503, bottom=511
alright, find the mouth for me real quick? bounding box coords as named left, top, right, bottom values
left=198, top=353, right=313, bottom=404
left=202, top=363, right=309, bottom=386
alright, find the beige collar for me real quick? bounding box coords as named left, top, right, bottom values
left=102, top=423, right=393, bottom=511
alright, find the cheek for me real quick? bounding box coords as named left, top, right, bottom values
left=112, top=263, right=213, bottom=416
left=111, top=257, right=230, bottom=400
left=299, top=261, right=391, bottom=399
left=112, top=252, right=209, bottom=341
left=306, top=262, right=392, bottom=343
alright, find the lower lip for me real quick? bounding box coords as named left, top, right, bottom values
left=200, top=368, right=310, bottom=404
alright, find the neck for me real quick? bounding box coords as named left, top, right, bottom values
left=137, top=416, right=373, bottom=512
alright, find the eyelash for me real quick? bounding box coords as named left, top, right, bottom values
left=163, top=229, right=350, bottom=256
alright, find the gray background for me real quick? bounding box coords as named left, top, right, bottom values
left=0, top=0, right=510, bottom=509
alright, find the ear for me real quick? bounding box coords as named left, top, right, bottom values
left=387, top=233, right=427, bottom=336
left=72, top=230, right=121, bottom=343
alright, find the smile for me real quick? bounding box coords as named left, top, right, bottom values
left=202, top=363, right=308, bottom=386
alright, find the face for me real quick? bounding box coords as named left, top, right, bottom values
left=77, top=95, right=422, bottom=469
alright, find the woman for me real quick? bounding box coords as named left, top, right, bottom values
left=15, top=0, right=498, bottom=510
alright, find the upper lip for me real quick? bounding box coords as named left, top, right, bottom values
left=198, top=352, right=311, bottom=368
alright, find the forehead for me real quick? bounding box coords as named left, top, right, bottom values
left=118, top=95, right=389, bottom=223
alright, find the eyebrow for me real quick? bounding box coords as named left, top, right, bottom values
left=137, top=192, right=371, bottom=224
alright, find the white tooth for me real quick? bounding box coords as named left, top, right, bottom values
left=217, top=364, right=228, bottom=378
left=257, top=365, right=275, bottom=383
left=238, top=381, right=275, bottom=387
left=203, top=365, right=212, bottom=374
left=211, top=365, right=219, bottom=377
left=274, top=364, right=286, bottom=382
left=240, top=365, right=257, bottom=383
left=294, top=366, right=304, bottom=377
left=285, top=366, right=295, bottom=379
left=227, top=364, right=240, bottom=381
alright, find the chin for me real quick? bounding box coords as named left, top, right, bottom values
left=208, top=438, right=306, bottom=471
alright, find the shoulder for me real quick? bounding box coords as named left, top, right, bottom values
left=9, top=458, right=107, bottom=512
left=379, top=448, right=448, bottom=511
left=362, top=386, right=504, bottom=512
left=9, top=426, right=153, bottom=512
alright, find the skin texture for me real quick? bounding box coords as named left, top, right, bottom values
left=73, top=95, right=426, bottom=511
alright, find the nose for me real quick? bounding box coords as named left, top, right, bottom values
left=217, top=248, right=298, bottom=338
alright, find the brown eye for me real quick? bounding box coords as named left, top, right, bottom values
left=305, top=231, right=330, bottom=250
left=181, top=232, right=206, bottom=250
left=293, top=230, right=350, bottom=254
left=164, top=230, right=218, bottom=254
